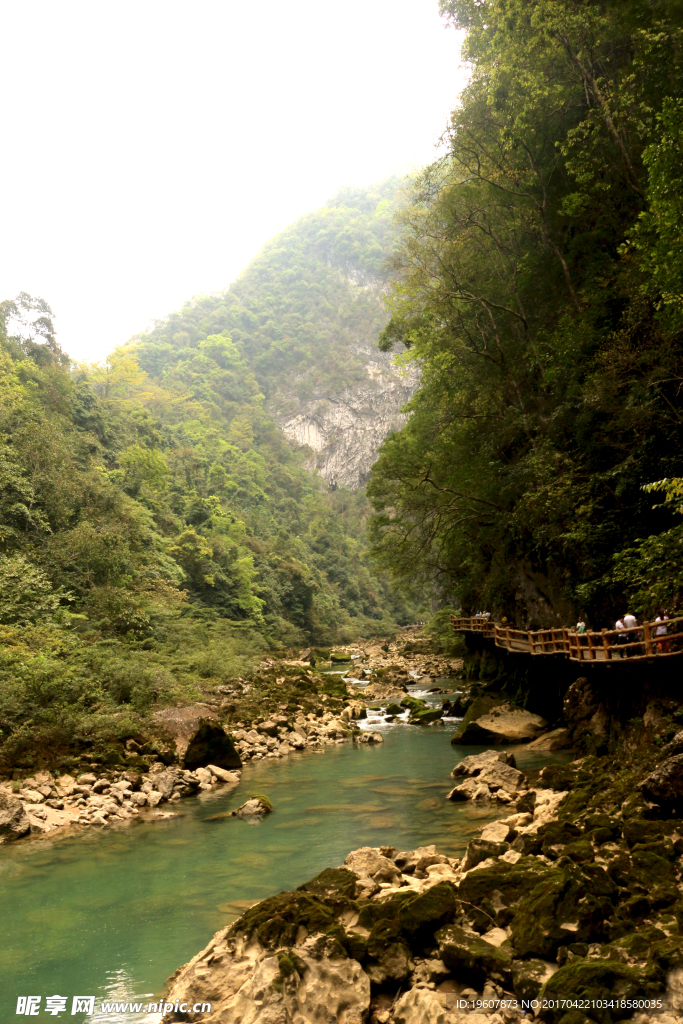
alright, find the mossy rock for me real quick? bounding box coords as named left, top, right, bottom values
left=409, top=708, right=443, bottom=726
left=462, top=838, right=508, bottom=871
left=558, top=840, right=594, bottom=865
left=622, top=819, right=677, bottom=847
left=400, top=696, right=427, bottom=713
left=321, top=676, right=348, bottom=699
left=511, top=864, right=617, bottom=959
left=330, top=651, right=352, bottom=662
left=397, top=881, right=458, bottom=937
left=539, top=959, right=650, bottom=1022
left=250, top=793, right=273, bottom=811
left=436, top=924, right=512, bottom=987
left=537, top=764, right=578, bottom=791
left=297, top=867, right=358, bottom=901
left=230, top=889, right=342, bottom=950
left=458, top=857, right=553, bottom=925
left=631, top=842, right=676, bottom=881
left=357, top=891, right=413, bottom=931
left=385, top=703, right=402, bottom=716
left=511, top=958, right=555, bottom=1001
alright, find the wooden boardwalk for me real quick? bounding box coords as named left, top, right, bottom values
left=450, top=615, right=683, bottom=664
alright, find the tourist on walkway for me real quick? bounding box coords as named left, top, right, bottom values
left=655, top=608, right=669, bottom=653
left=624, top=611, right=638, bottom=656
left=615, top=616, right=628, bottom=655
left=576, top=617, right=586, bottom=647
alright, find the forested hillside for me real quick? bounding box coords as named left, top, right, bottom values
left=0, top=181, right=417, bottom=767
left=138, top=178, right=399, bottom=403
left=370, top=0, right=683, bottom=628
left=136, top=178, right=417, bottom=488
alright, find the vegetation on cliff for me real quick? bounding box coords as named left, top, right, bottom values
left=369, top=0, right=683, bottom=627
left=135, top=178, right=401, bottom=410
left=0, top=226, right=412, bottom=768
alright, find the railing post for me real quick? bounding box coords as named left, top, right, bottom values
left=507, top=628, right=512, bottom=651
left=644, top=621, right=653, bottom=656
left=562, top=627, right=569, bottom=655
left=602, top=629, right=611, bottom=661
left=529, top=630, right=535, bottom=655
left=587, top=631, right=595, bottom=661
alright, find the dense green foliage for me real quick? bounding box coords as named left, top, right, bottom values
left=0, top=186, right=414, bottom=767
left=369, top=0, right=683, bottom=626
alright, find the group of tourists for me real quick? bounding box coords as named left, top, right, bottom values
left=575, top=609, right=670, bottom=655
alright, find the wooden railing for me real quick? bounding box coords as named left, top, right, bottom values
left=450, top=615, right=683, bottom=663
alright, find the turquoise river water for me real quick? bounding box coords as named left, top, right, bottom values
left=0, top=717, right=570, bottom=1023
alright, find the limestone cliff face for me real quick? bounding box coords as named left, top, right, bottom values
left=269, top=345, right=419, bottom=490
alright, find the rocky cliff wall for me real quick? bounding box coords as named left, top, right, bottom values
left=270, top=345, right=419, bottom=490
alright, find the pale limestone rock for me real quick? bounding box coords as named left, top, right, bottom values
left=232, top=798, right=272, bottom=819
left=476, top=760, right=526, bottom=795
left=0, top=790, right=30, bottom=843
left=21, top=789, right=45, bottom=804
left=525, top=727, right=572, bottom=751
left=469, top=705, right=548, bottom=744
left=272, top=348, right=419, bottom=490
left=517, top=789, right=568, bottom=834
left=447, top=778, right=492, bottom=802
left=480, top=821, right=512, bottom=844
left=394, top=986, right=449, bottom=1024
left=344, top=847, right=401, bottom=885
left=207, top=764, right=241, bottom=784
left=163, top=929, right=370, bottom=1024
left=451, top=749, right=514, bottom=778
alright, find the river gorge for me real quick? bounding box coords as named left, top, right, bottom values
left=0, top=700, right=571, bottom=1023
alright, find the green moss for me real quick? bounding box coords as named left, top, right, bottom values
left=250, top=793, right=273, bottom=811
left=297, top=867, right=358, bottom=900
left=408, top=708, right=443, bottom=725
left=511, top=959, right=552, bottom=1001
left=458, top=856, right=553, bottom=924
left=229, top=890, right=345, bottom=949
left=397, top=881, right=458, bottom=935
left=511, top=864, right=617, bottom=959
left=540, top=959, right=648, bottom=1022
left=436, top=924, right=512, bottom=987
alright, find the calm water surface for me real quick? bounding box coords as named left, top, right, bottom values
left=0, top=721, right=570, bottom=1022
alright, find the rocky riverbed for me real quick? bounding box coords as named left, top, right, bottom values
left=0, top=628, right=457, bottom=842
left=159, top=738, right=683, bottom=1024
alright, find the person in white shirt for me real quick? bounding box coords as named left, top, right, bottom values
left=615, top=617, right=627, bottom=655
left=655, top=608, right=669, bottom=653
left=623, top=612, right=638, bottom=656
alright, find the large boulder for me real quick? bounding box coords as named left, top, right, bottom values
left=639, top=754, right=683, bottom=810
left=0, top=790, right=30, bottom=844
left=153, top=706, right=241, bottom=770
left=450, top=695, right=505, bottom=744
left=477, top=759, right=527, bottom=794
left=451, top=749, right=516, bottom=777
left=525, top=728, right=572, bottom=751
left=454, top=704, right=548, bottom=745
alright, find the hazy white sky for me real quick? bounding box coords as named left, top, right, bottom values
left=2, top=0, right=466, bottom=362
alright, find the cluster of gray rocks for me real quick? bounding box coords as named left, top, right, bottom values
left=0, top=762, right=240, bottom=841
left=231, top=710, right=382, bottom=762
left=447, top=750, right=530, bottom=806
